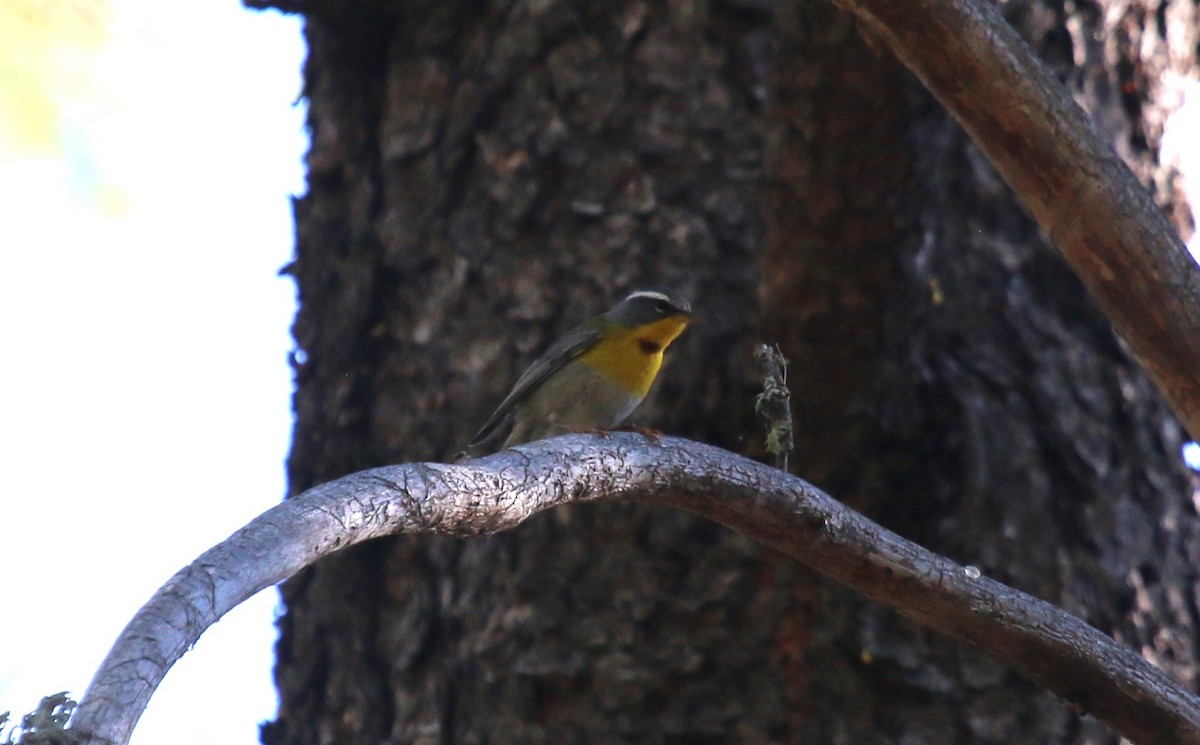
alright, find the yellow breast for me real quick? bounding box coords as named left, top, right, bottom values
left=579, top=317, right=691, bottom=397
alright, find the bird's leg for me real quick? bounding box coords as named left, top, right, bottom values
left=613, top=424, right=663, bottom=443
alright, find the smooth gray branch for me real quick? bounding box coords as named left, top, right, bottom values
left=71, top=435, right=1200, bottom=745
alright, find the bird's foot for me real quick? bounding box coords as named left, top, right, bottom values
left=614, top=424, right=663, bottom=443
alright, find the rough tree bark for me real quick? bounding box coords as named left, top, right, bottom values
left=763, top=0, right=1200, bottom=742
left=256, top=0, right=1199, bottom=743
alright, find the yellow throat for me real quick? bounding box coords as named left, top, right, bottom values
left=579, top=316, right=691, bottom=397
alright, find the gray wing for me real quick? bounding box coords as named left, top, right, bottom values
left=468, top=320, right=605, bottom=448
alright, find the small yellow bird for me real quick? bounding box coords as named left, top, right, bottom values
left=470, top=289, right=697, bottom=450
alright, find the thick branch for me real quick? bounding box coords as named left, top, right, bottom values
left=72, top=436, right=1200, bottom=745
left=839, top=0, right=1200, bottom=438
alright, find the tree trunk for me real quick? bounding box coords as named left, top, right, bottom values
left=260, top=0, right=1198, bottom=743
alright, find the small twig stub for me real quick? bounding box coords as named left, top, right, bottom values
left=754, top=343, right=794, bottom=471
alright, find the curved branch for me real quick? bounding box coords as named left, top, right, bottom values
left=71, top=435, right=1200, bottom=745
left=838, top=0, right=1200, bottom=438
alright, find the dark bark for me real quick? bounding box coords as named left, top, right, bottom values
left=843, top=0, right=1200, bottom=439
left=260, top=0, right=1199, bottom=743
left=763, top=1, right=1200, bottom=741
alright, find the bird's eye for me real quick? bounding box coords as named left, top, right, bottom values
left=654, top=301, right=670, bottom=313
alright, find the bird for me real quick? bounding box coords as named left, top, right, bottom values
left=469, top=288, right=697, bottom=450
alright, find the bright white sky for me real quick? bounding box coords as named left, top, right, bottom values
left=0, top=1, right=304, bottom=743
left=2, top=2, right=1200, bottom=745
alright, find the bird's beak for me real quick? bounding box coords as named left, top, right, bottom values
left=678, top=311, right=701, bottom=324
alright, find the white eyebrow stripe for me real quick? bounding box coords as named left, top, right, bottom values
left=625, top=290, right=672, bottom=303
